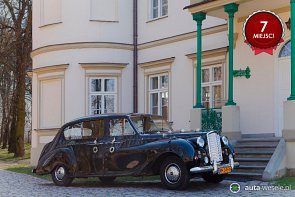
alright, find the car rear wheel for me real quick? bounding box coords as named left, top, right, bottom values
left=202, top=172, right=225, bottom=183
left=160, top=156, right=190, bottom=190
left=52, top=164, right=74, bottom=187
left=99, top=176, right=116, bottom=183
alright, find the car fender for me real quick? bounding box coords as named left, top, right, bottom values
left=163, top=138, right=195, bottom=162
left=38, top=147, right=77, bottom=175
left=144, top=138, right=195, bottom=162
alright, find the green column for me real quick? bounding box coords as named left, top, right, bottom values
left=224, top=3, right=239, bottom=106
left=193, top=12, right=206, bottom=108
left=289, top=0, right=295, bottom=100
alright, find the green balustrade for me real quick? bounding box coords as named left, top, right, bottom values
left=201, top=108, right=222, bottom=133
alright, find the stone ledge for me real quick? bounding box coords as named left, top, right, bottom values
left=282, top=129, right=295, bottom=141
left=262, top=139, right=286, bottom=181
left=222, top=131, right=241, bottom=140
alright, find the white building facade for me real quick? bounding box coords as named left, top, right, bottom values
left=31, top=0, right=293, bottom=168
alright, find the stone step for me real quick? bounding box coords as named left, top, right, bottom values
left=235, top=150, right=274, bottom=154
left=237, top=161, right=269, bottom=166
left=235, top=144, right=277, bottom=148
left=235, top=157, right=270, bottom=162
left=235, top=152, right=272, bottom=158
left=236, top=157, right=270, bottom=166
left=228, top=172, right=263, bottom=180
left=227, top=137, right=279, bottom=181
left=236, top=141, right=279, bottom=146
left=234, top=168, right=264, bottom=174
left=238, top=165, right=266, bottom=169
left=234, top=165, right=265, bottom=174
left=237, top=137, right=280, bottom=142
left=234, top=147, right=276, bottom=152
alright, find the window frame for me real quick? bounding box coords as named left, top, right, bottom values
left=201, top=64, right=224, bottom=108
left=279, top=40, right=291, bottom=58
left=149, top=0, right=168, bottom=20
left=148, top=73, right=169, bottom=119
left=88, top=77, right=118, bottom=115
left=40, top=0, right=62, bottom=27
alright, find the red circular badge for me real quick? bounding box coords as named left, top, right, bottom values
left=243, top=10, right=284, bottom=49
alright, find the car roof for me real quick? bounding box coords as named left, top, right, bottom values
left=63, top=113, right=155, bottom=128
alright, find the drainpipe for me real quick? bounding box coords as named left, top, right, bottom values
left=133, top=0, right=138, bottom=112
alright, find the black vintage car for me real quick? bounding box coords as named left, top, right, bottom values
left=34, top=113, right=238, bottom=190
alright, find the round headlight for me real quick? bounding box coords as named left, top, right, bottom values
left=197, top=137, right=205, bottom=147
left=204, top=156, right=209, bottom=164
left=221, top=136, right=229, bottom=146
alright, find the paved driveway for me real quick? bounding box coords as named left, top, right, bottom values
left=0, top=170, right=294, bottom=197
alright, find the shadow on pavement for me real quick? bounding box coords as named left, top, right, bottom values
left=41, top=178, right=232, bottom=192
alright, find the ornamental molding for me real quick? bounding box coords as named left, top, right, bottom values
left=186, top=47, right=228, bottom=60
left=33, top=64, right=69, bottom=74
left=186, top=0, right=240, bottom=14
left=138, top=57, right=175, bottom=70
left=80, top=63, right=128, bottom=70
left=31, top=42, right=134, bottom=57
left=237, top=6, right=290, bottom=23
left=138, top=25, right=227, bottom=50
left=31, top=25, right=227, bottom=57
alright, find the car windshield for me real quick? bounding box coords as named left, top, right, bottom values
left=130, top=115, right=173, bottom=134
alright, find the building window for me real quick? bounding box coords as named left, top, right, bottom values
left=201, top=65, right=224, bottom=108
left=149, top=74, right=169, bottom=120
left=90, top=0, right=118, bottom=22
left=89, top=77, right=117, bottom=115
left=150, top=0, right=168, bottom=20
left=279, top=40, right=291, bottom=58
left=40, top=0, right=62, bottom=26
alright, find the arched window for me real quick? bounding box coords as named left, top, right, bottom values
left=279, top=40, right=291, bottom=58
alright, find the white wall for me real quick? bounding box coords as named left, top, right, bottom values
left=138, top=0, right=226, bottom=44
left=33, top=0, right=133, bottom=50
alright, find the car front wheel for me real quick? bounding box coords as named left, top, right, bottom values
left=160, top=156, right=190, bottom=190
left=202, top=172, right=225, bottom=183
left=52, top=164, right=74, bottom=187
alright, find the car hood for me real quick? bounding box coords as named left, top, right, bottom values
left=140, top=131, right=209, bottom=140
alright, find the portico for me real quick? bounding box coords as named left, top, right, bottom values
left=185, top=0, right=295, bottom=178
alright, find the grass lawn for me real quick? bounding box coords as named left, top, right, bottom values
left=5, top=164, right=160, bottom=183
left=0, top=143, right=31, bottom=161
left=6, top=164, right=51, bottom=180
left=274, top=177, right=295, bottom=190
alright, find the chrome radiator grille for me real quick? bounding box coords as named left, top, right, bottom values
left=207, top=131, right=223, bottom=163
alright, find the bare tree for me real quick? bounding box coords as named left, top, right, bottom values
left=0, top=0, right=32, bottom=157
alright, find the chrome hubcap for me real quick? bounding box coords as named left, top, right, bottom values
left=165, top=163, right=181, bottom=184
left=55, top=166, right=65, bottom=181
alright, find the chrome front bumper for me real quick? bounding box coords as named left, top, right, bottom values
left=190, top=156, right=239, bottom=174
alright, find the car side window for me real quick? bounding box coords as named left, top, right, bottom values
left=84, top=119, right=105, bottom=139
left=109, top=118, right=135, bottom=136
left=64, top=123, right=84, bottom=140
left=64, top=120, right=105, bottom=141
